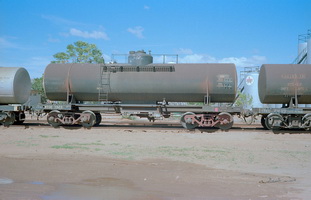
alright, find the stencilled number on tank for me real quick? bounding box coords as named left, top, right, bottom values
left=217, top=74, right=233, bottom=89
left=281, top=74, right=306, bottom=79
left=280, top=74, right=307, bottom=95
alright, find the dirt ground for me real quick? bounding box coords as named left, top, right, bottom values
left=0, top=116, right=310, bottom=200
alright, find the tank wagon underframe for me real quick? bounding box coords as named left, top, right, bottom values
left=253, top=107, right=311, bottom=130
left=0, top=105, right=27, bottom=126
left=35, top=103, right=242, bottom=130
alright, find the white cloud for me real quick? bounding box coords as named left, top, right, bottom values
left=179, top=54, right=217, bottom=63
left=69, top=28, right=110, bottom=40
left=42, top=15, right=83, bottom=26
left=0, top=37, right=18, bottom=49
left=0, top=56, right=52, bottom=78
left=176, top=48, right=193, bottom=54
left=144, top=5, right=150, bottom=10
left=218, top=55, right=266, bottom=67
left=127, top=26, right=145, bottom=39
left=47, top=34, right=60, bottom=43
left=176, top=50, right=266, bottom=67
left=26, top=57, right=52, bottom=78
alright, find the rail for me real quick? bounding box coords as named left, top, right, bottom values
left=111, top=53, right=179, bottom=64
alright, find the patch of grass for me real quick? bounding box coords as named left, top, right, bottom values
left=12, top=140, right=39, bottom=147
left=17, top=143, right=39, bottom=147
left=51, top=144, right=89, bottom=150
left=15, top=140, right=27, bottom=144
left=157, top=146, right=195, bottom=157
left=72, top=142, right=105, bottom=146
left=39, top=135, right=59, bottom=138
left=51, top=142, right=106, bottom=151
left=194, top=154, right=208, bottom=160
left=246, top=153, right=255, bottom=164
left=110, top=151, right=133, bottom=156
left=202, top=149, right=227, bottom=153
left=108, top=150, right=135, bottom=160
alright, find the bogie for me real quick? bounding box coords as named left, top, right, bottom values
left=47, top=110, right=97, bottom=128
left=263, top=113, right=311, bottom=130
left=180, top=112, right=234, bottom=130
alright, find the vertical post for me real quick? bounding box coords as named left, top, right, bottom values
left=204, top=78, right=209, bottom=105
left=307, top=38, right=311, bottom=64
left=294, top=78, right=298, bottom=108
left=66, top=64, right=74, bottom=103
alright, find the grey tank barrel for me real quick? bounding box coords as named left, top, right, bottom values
left=258, top=64, right=311, bottom=104
left=43, top=63, right=237, bottom=103
left=0, top=67, right=31, bottom=104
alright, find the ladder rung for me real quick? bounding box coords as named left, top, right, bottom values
left=99, top=67, right=110, bottom=102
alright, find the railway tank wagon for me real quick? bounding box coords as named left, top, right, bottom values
left=44, top=63, right=236, bottom=103
left=0, top=67, right=31, bottom=125
left=42, top=52, right=237, bottom=129
left=256, top=64, right=311, bottom=130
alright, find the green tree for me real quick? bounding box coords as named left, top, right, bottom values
left=234, top=91, right=253, bottom=108
left=52, top=41, right=105, bottom=64
left=53, top=52, right=70, bottom=63
left=31, top=76, right=47, bottom=103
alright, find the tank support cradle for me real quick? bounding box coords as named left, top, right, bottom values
left=180, top=112, right=234, bottom=130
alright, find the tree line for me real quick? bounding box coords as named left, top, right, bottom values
left=52, top=41, right=104, bottom=64
left=32, top=41, right=104, bottom=102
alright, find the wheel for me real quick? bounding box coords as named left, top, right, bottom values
left=302, top=113, right=311, bottom=130
left=217, top=112, right=233, bottom=130
left=180, top=112, right=197, bottom=130
left=265, top=113, right=283, bottom=130
left=94, top=113, right=102, bottom=126
left=147, top=117, right=155, bottom=122
left=47, top=110, right=62, bottom=128
left=81, top=111, right=96, bottom=128
left=3, top=112, right=15, bottom=127
left=14, top=112, right=25, bottom=125
left=261, top=115, right=269, bottom=130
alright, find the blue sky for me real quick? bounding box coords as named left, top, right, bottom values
left=0, top=0, right=310, bottom=78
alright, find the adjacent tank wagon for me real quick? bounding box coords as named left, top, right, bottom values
left=258, top=64, right=311, bottom=104
left=255, top=64, right=311, bottom=130
left=0, top=67, right=31, bottom=125
left=0, top=67, right=31, bottom=104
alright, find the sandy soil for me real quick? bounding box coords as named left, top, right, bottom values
left=0, top=116, right=310, bottom=200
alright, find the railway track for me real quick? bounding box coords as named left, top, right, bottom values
left=8, top=118, right=308, bottom=134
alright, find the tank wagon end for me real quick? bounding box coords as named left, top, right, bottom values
left=0, top=67, right=31, bottom=126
